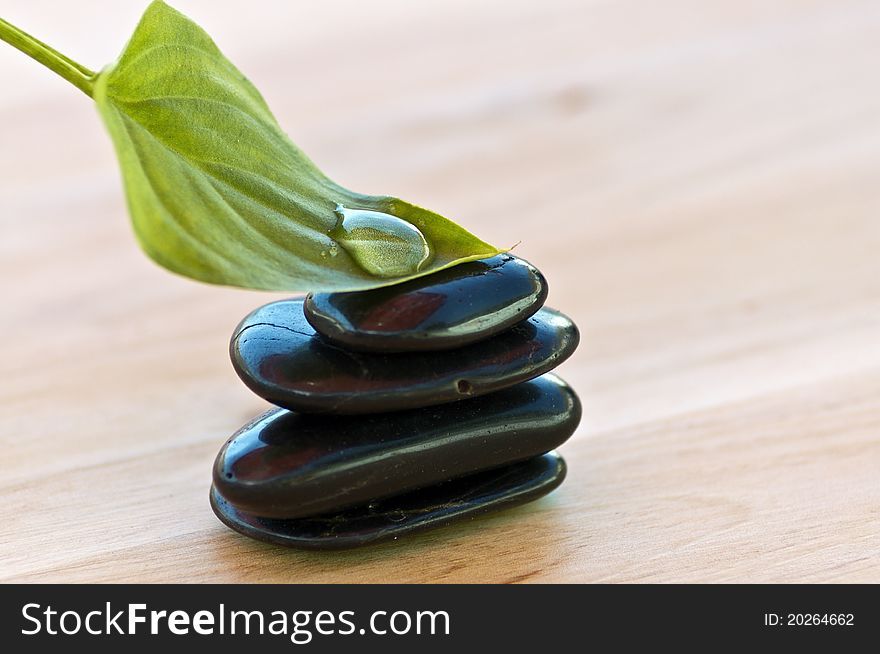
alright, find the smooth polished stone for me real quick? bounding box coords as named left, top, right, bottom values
left=230, top=298, right=578, bottom=414
left=210, top=452, right=566, bottom=549
left=303, top=254, right=548, bottom=352
left=213, top=374, right=580, bottom=518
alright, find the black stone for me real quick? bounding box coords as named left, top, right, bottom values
left=213, top=373, right=580, bottom=519
left=210, top=452, right=566, bottom=549
left=230, top=298, right=578, bottom=414
left=304, top=254, right=548, bottom=352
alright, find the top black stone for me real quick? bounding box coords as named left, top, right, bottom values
left=303, top=254, right=548, bottom=352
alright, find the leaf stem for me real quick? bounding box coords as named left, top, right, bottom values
left=0, top=16, right=96, bottom=97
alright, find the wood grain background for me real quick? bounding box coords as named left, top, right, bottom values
left=1, top=0, right=879, bottom=583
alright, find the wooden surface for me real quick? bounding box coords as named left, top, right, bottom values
left=2, top=0, right=879, bottom=583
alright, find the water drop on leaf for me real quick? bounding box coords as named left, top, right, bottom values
left=330, top=204, right=432, bottom=278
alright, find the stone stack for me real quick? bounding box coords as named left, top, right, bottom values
left=210, top=254, right=581, bottom=549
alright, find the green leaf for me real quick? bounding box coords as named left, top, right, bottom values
left=93, top=1, right=500, bottom=291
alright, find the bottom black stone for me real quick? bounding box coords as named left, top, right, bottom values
left=210, top=452, right=566, bottom=549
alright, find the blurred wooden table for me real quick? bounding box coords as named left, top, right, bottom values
left=2, top=0, right=879, bottom=583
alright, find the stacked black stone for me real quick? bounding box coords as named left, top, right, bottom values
left=210, top=254, right=581, bottom=549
